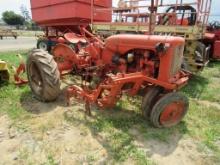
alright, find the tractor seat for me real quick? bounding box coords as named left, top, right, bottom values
left=64, top=33, right=87, bottom=44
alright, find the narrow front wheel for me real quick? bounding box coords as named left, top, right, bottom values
left=150, top=92, right=189, bottom=128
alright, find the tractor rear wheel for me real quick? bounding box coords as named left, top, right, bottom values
left=26, top=49, right=60, bottom=102
left=141, top=86, right=163, bottom=119
left=150, top=92, right=189, bottom=128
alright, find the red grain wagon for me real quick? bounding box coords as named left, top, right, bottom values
left=30, top=0, right=112, bottom=51
left=30, top=0, right=112, bottom=26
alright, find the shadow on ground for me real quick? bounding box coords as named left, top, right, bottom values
left=182, top=74, right=209, bottom=99
left=20, top=89, right=67, bottom=114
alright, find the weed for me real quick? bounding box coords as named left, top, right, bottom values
left=44, top=154, right=58, bottom=165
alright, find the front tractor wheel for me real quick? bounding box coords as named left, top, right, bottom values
left=150, top=92, right=189, bottom=128
left=141, top=86, right=163, bottom=119
left=27, top=49, right=60, bottom=102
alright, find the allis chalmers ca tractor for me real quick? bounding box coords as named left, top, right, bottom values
left=28, top=0, right=189, bottom=128
left=26, top=26, right=189, bottom=128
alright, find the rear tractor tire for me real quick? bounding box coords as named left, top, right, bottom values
left=26, top=49, right=60, bottom=102
left=150, top=92, right=189, bottom=128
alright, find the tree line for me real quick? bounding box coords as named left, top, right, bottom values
left=1, top=5, right=40, bottom=30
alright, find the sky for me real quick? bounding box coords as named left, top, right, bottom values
left=0, top=0, right=219, bottom=21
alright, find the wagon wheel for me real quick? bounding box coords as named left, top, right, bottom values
left=37, top=40, right=50, bottom=52
left=195, top=42, right=206, bottom=63
left=26, top=49, right=60, bottom=102
left=150, top=92, right=189, bottom=128
left=141, top=86, right=163, bottom=119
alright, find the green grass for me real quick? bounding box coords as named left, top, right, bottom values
left=0, top=50, right=31, bottom=119
left=0, top=50, right=220, bottom=164
left=185, top=101, right=220, bottom=162
left=0, top=50, right=29, bottom=66
left=182, top=62, right=220, bottom=103
left=0, top=85, right=29, bottom=119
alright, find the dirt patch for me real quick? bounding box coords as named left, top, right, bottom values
left=0, top=115, right=32, bottom=164
left=0, top=111, right=107, bottom=164
left=129, top=128, right=212, bottom=165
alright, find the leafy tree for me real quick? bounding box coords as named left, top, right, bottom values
left=2, top=11, right=25, bottom=26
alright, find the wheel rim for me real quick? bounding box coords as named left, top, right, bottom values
left=29, top=62, right=43, bottom=96
left=39, top=42, right=48, bottom=51
left=53, top=44, right=77, bottom=72
left=159, top=101, right=185, bottom=126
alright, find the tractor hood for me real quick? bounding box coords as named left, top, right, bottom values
left=104, top=34, right=185, bottom=54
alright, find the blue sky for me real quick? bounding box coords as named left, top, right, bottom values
left=0, top=0, right=219, bottom=21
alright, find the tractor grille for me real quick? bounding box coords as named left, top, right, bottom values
left=171, top=45, right=184, bottom=77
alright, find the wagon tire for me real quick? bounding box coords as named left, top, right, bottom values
left=27, top=49, right=60, bottom=102
left=37, top=40, right=50, bottom=52
left=195, top=42, right=206, bottom=62
left=150, top=92, right=189, bottom=128
left=141, top=86, right=163, bottom=119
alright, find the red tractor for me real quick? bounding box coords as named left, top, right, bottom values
left=26, top=26, right=189, bottom=128
left=203, top=21, right=220, bottom=59
left=27, top=0, right=190, bottom=128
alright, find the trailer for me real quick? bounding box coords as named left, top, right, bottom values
left=0, top=29, right=18, bottom=39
